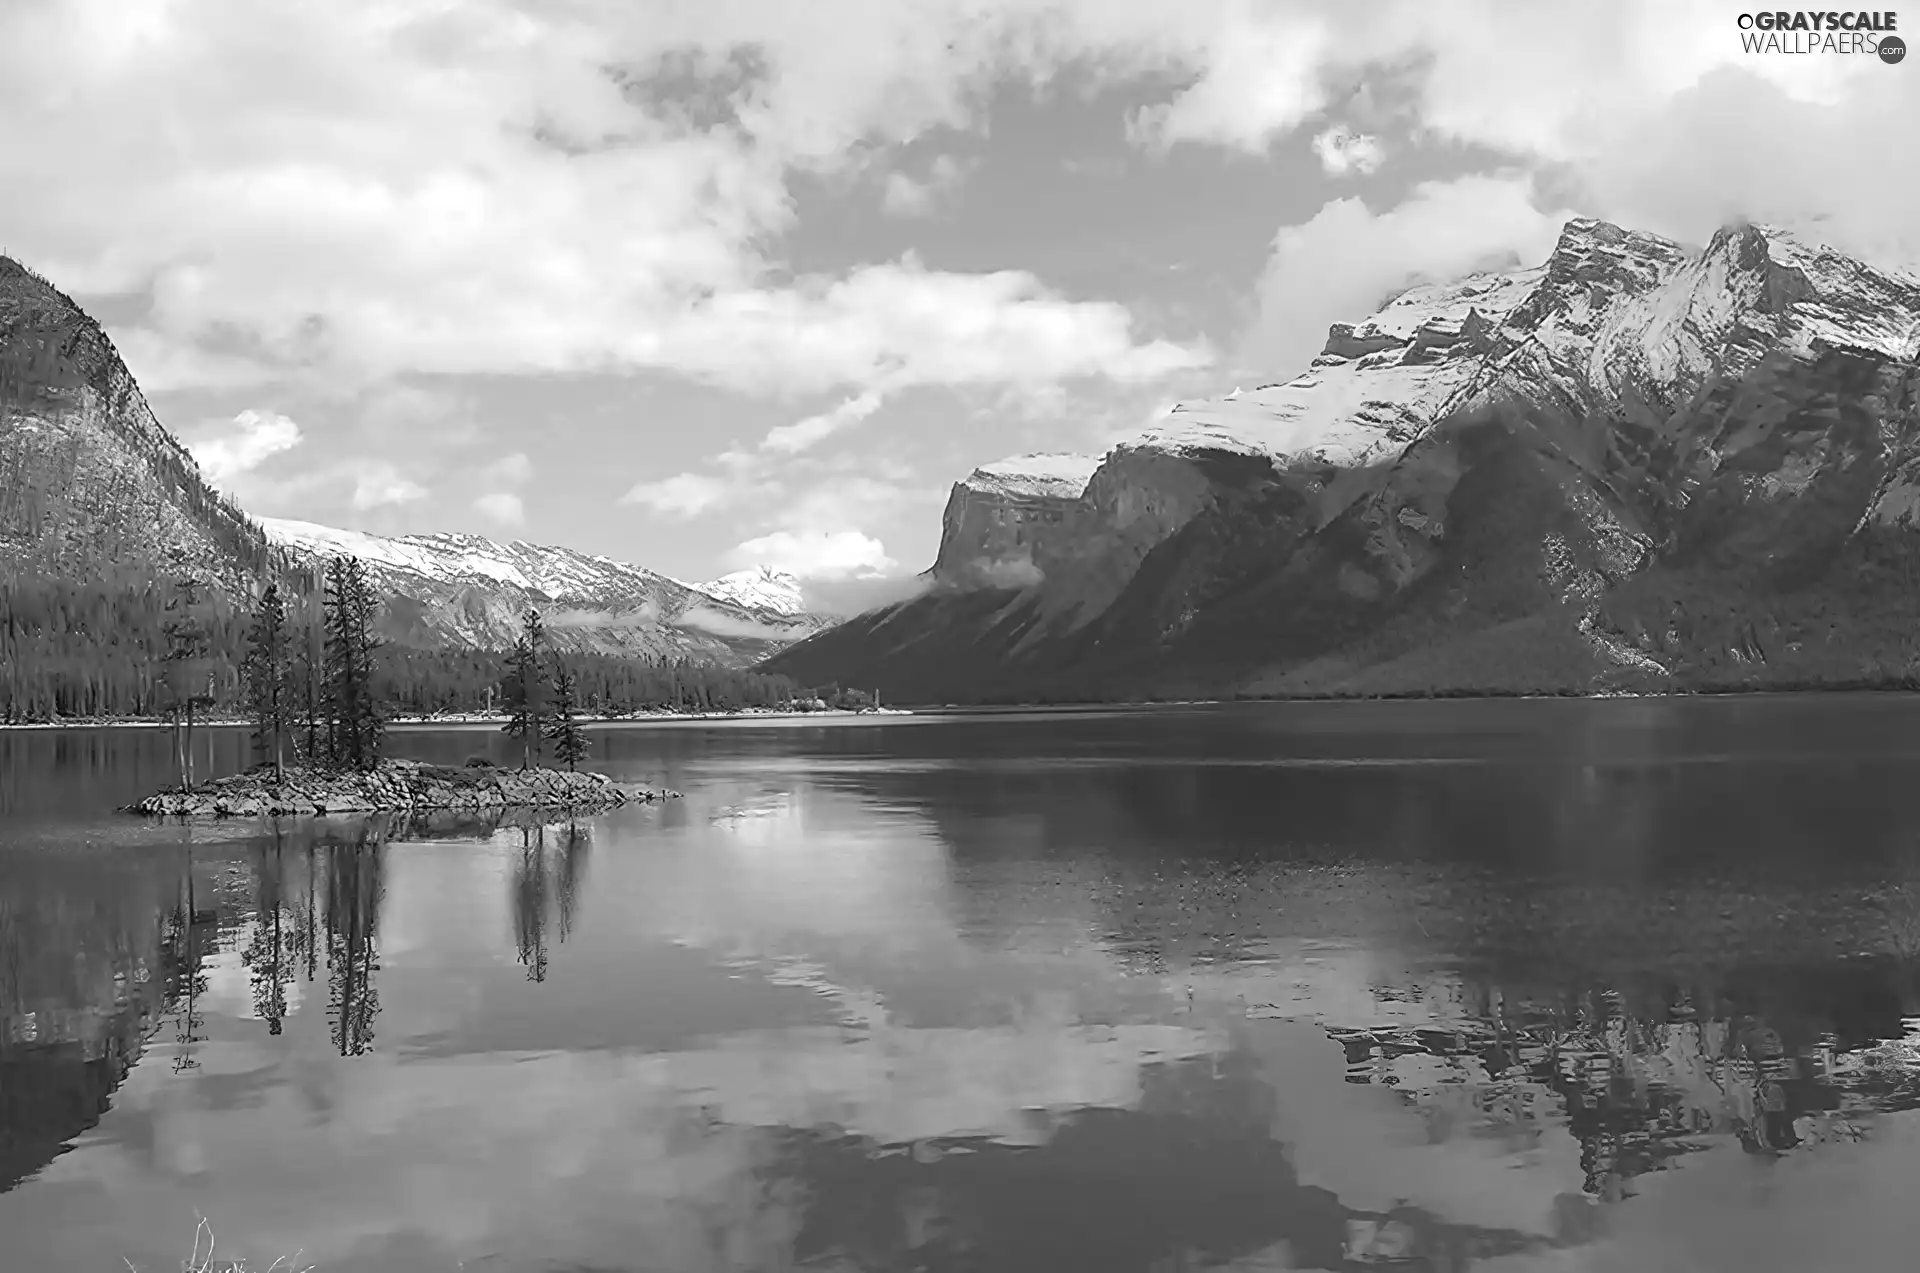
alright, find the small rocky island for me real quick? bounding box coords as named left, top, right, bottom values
left=127, top=758, right=680, bottom=818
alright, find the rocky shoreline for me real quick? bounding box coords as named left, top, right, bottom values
left=126, top=758, right=680, bottom=817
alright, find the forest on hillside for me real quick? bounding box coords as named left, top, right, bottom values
left=0, top=574, right=868, bottom=723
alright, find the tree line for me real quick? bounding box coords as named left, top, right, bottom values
left=2, top=563, right=874, bottom=759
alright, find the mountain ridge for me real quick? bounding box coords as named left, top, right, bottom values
left=256, top=517, right=827, bottom=665
left=766, top=217, right=1920, bottom=702
left=0, top=252, right=824, bottom=670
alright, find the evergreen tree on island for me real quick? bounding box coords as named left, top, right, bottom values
left=501, top=609, right=550, bottom=769
left=546, top=658, right=588, bottom=771
left=160, top=557, right=212, bottom=788
left=243, top=582, right=293, bottom=778
left=321, top=556, right=384, bottom=772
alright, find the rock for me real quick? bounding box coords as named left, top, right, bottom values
left=125, top=760, right=661, bottom=819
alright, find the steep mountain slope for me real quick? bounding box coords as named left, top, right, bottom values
left=259, top=518, right=825, bottom=665
left=767, top=219, right=1920, bottom=702
left=0, top=256, right=274, bottom=589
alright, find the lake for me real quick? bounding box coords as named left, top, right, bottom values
left=2, top=697, right=1919, bottom=1272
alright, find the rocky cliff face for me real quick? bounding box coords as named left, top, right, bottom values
left=0, top=256, right=275, bottom=589
left=767, top=218, right=1920, bottom=702
left=259, top=518, right=828, bottom=665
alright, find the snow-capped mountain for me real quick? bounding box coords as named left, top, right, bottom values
left=770, top=217, right=1920, bottom=702
left=686, top=565, right=807, bottom=616
left=259, top=517, right=827, bottom=664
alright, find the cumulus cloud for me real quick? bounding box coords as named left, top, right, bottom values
left=648, top=259, right=1211, bottom=396
left=1310, top=125, right=1384, bottom=177
left=1241, top=174, right=1574, bottom=377
left=620, top=471, right=736, bottom=518
left=0, top=0, right=1216, bottom=396
left=473, top=491, right=526, bottom=527
left=185, top=408, right=304, bottom=487
left=726, top=530, right=896, bottom=581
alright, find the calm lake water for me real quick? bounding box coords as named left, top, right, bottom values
left=3, top=698, right=1920, bottom=1272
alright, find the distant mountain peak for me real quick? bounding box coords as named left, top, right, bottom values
left=257, top=516, right=825, bottom=660
left=690, top=565, right=807, bottom=616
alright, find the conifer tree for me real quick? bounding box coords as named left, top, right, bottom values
left=546, top=658, right=588, bottom=771
left=501, top=609, right=549, bottom=769
left=160, top=561, right=211, bottom=788
left=321, top=556, right=384, bottom=772
left=243, top=582, right=292, bottom=777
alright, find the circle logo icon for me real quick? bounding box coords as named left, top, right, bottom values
left=1880, top=34, right=1907, bottom=64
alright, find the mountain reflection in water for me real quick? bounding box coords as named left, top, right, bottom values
left=2, top=702, right=1920, bottom=1271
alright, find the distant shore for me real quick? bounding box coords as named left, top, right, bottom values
left=0, top=706, right=915, bottom=731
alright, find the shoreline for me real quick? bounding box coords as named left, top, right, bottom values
left=6, top=685, right=1917, bottom=732
left=0, top=706, right=916, bottom=732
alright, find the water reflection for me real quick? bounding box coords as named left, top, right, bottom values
left=4, top=706, right=1920, bottom=1269
left=509, top=822, right=592, bottom=983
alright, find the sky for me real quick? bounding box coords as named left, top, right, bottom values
left=1, top=0, right=1914, bottom=587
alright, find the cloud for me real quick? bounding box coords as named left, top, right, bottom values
left=759, top=390, right=885, bottom=456
left=1241, top=174, right=1574, bottom=378
left=0, top=0, right=1220, bottom=395
left=479, top=452, right=534, bottom=486
left=620, top=471, right=738, bottom=518
left=800, top=573, right=936, bottom=617
left=881, top=154, right=972, bottom=218
left=109, top=329, right=283, bottom=395
left=1310, top=125, right=1384, bottom=176
left=970, top=557, right=1047, bottom=589
left=185, top=408, right=304, bottom=486
left=672, top=606, right=807, bottom=640
left=726, top=529, right=896, bottom=581
left=348, top=461, right=428, bottom=510
left=545, top=601, right=663, bottom=629
left=473, top=491, right=525, bottom=527
left=1575, top=62, right=1920, bottom=266
left=649, top=258, right=1212, bottom=396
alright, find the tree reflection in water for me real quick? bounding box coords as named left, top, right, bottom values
left=323, top=825, right=385, bottom=1057
left=512, top=818, right=593, bottom=982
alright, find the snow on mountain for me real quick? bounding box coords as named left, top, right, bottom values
left=689, top=566, right=807, bottom=616
left=770, top=215, right=1920, bottom=703
left=257, top=517, right=687, bottom=600
left=1132, top=218, right=1688, bottom=469
left=963, top=453, right=1102, bottom=500
left=258, top=517, right=823, bottom=664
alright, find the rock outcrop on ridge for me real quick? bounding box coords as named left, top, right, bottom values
left=766, top=218, right=1920, bottom=701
